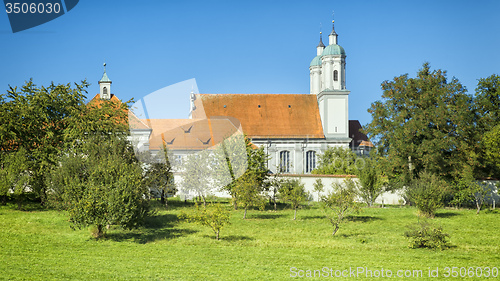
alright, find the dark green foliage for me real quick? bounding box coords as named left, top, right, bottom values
left=406, top=172, right=447, bottom=218
left=180, top=203, right=231, bottom=240
left=47, top=136, right=151, bottom=238
left=312, top=147, right=359, bottom=175
left=142, top=145, right=176, bottom=208
left=278, top=178, right=308, bottom=220
left=364, top=63, right=475, bottom=184
left=0, top=148, right=31, bottom=209
left=0, top=80, right=89, bottom=204
left=404, top=220, right=450, bottom=250
left=482, top=124, right=500, bottom=175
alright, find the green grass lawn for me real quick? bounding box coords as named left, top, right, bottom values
left=1, top=200, right=499, bottom=280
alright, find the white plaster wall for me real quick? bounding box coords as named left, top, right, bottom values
left=327, top=98, right=346, bottom=134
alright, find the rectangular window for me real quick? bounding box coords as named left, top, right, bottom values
left=279, top=151, right=290, bottom=173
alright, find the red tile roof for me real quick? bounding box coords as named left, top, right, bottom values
left=192, top=94, right=325, bottom=139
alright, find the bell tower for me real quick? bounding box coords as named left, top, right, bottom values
left=99, top=63, right=112, bottom=100
left=315, top=17, right=350, bottom=141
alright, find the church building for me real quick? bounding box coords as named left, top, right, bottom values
left=94, top=19, right=372, bottom=175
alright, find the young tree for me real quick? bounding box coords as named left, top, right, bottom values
left=406, top=171, right=447, bottom=218
left=233, top=171, right=266, bottom=219
left=364, top=63, right=476, bottom=184
left=181, top=203, right=231, bottom=240
left=279, top=178, right=308, bottom=220
left=452, top=171, right=491, bottom=214
left=312, top=147, right=359, bottom=175
left=142, top=144, right=176, bottom=208
left=47, top=136, right=151, bottom=238
left=356, top=157, right=384, bottom=207
left=181, top=150, right=213, bottom=206
left=215, top=135, right=268, bottom=210
left=321, top=178, right=360, bottom=236
left=312, top=178, right=324, bottom=202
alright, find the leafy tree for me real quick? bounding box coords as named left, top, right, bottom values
left=482, top=124, right=500, bottom=174
left=471, top=74, right=500, bottom=178
left=356, top=157, right=384, bottom=207
left=215, top=135, right=268, bottom=210
left=364, top=63, right=476, bottom=184
left=266, top=172, right=283, bottom=210
left=312, top=147, right=359, bottom=175
left=181, top=150, right=213, bottom=206
left=279, top=178, right=308, bottom=220
left=312, top=178, right=324, bottom=202
left=180, top=203, right=231, bottom=240
left=47, top=136, right=151, bottom=238
left=1, top=80, right=88, bottom=204
left=452, top=171, right=491, bottom=214
left=406, top=171, right=447, bottom=218
left=233, top=171, right=266, bottom=219
left=142, top=144, right=176, bottom=208
left=0, top=148, right=31, bottom=209
left=321, top=178, right=360, bottom=236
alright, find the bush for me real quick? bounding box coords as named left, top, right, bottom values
left=404, top=220, right=450, bottom=250
left=180, top=203, right=231, bottom=240
left=406, top=171, right=447, bottom=218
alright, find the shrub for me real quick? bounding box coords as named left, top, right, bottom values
left=406, top=171, right=447, bottom=218
left=404, top=220, right=450, bottom=250
left=180, top=203, right=231, bottom=240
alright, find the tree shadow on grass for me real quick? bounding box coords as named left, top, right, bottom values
left=302, top=215, right=325, bottom=220
left=250, top=213, right=286, bottom=220
left=106, top=213, right=197, bottom=244
left=201, top=234, right=255, bottom=241
left=434, top=212, right=461, bottom=218
left=346, top=215, right=384, bottom=222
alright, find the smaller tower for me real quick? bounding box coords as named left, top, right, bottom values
left=309, top=31, right=324, bottom=95
left=99, top=63, right=112, bottom=100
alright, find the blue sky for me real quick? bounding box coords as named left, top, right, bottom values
left=1, top=0, right=499, bottom=126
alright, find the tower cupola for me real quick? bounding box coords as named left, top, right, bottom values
left=99, top=63, right=112, bottom=100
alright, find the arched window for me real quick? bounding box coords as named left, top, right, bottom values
left=103, top=87, right=108, bottom=97
left=279, top=151, right=290, bottom=173
left=305, top=151, right=316, bottom=173
left=333, top=70, right=338, bottom=82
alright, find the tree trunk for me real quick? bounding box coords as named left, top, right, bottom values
left=233, top=196, right=238, bottom=210
left=165, top=196, right=168, bottom=209
left=16, top=194, right=22, bottom=210
left=1, top=195, right=6, bottom=205
left=273, top=198, right=277, bottom=211
left=293, top=207, right=297, bottom=220
left=96, top=224, right=104, bottom=238
left=243, top=207, right=247, bottom=219
left=476, top=199, right=481, bottom=214
left=332, top=224, right=340, bottom=236
left=160, top=189, right=165, bottom=205
left=202, top=195, right=206, bottom=207
left=216, top=230, right=220, bottom=240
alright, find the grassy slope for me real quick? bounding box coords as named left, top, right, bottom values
left=0, top=200, right=499, bottom=280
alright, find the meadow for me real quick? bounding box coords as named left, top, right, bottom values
left=1, top=199, right=499, bottom=280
